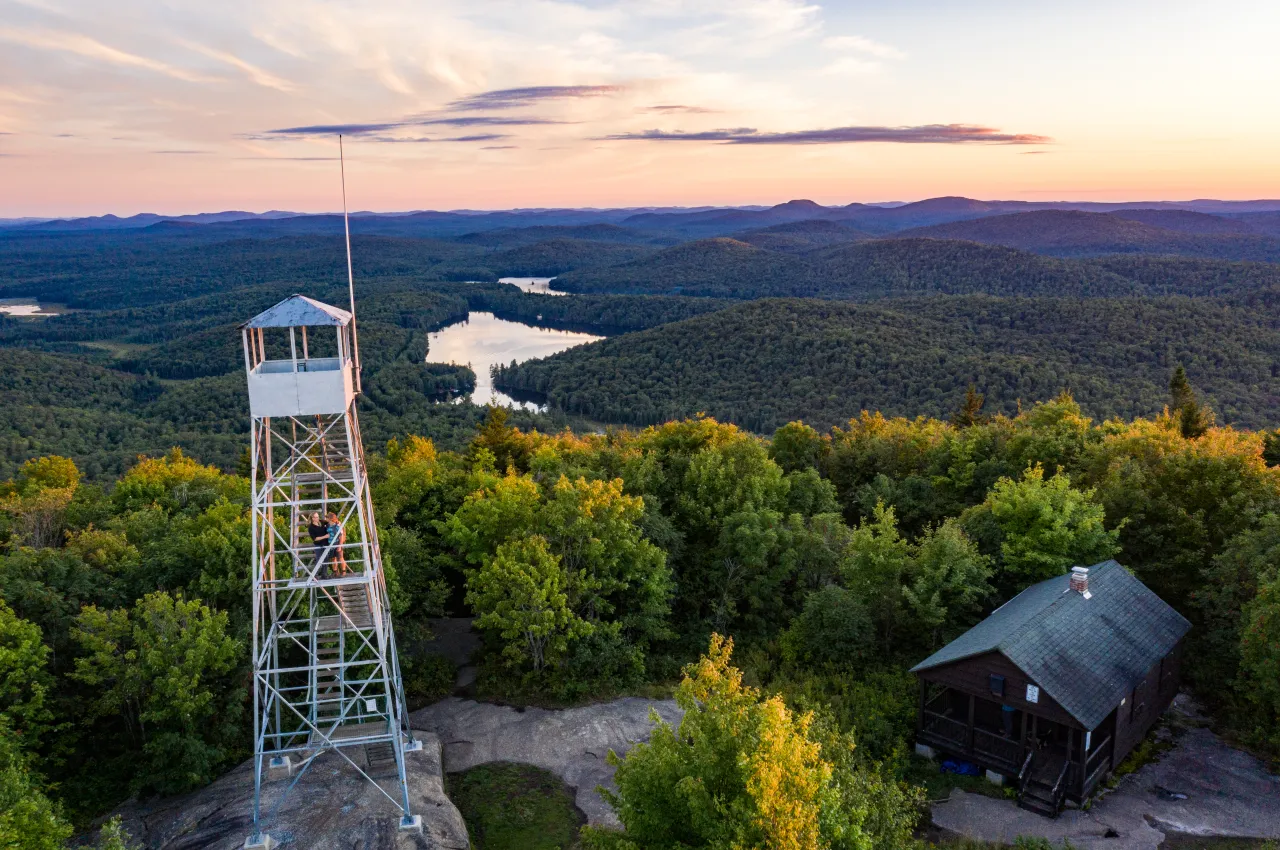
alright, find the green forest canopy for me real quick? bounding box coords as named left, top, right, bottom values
left=2, top=401, right=1279, bottom=845
left=495, top=296, right=1280, bottom=432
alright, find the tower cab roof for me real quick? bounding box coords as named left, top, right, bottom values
left=241, top=294, right=352, bottom=329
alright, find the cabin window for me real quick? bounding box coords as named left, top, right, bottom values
left=989, top=674, right=1005, bottom=698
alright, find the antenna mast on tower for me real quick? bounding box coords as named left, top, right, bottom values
left=241, top=140, right=420, bottom=850
left=339, top=134, right=362, bottom=394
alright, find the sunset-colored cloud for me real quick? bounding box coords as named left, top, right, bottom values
left=0, top=26, right=217, bottom=83
left=447, top=85, right=622, bottom=110
left=600, top=125, right=1051, bottom=145
left=1, top=0, right=1277, bottom=216
left=178, top=40, right=296, bottom=93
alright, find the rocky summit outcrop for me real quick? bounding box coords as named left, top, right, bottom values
left=97, top=732, right=467, bottom=850
left=92, top=696, right=683, bottom=847
left=410, top=697, right=683, bottom=828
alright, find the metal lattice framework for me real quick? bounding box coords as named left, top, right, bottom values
left=242, top=301, right=418, bottom=847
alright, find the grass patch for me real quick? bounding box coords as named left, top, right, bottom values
left=79, top=340, right=153, bottom=357
left=449, top=762, right=585, bottom=850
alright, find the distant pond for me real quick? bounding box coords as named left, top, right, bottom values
left=498, top=277, right=567, bottom=296
left=0, top=299, right=61, bottom=317
left=426, top=312, right=601, bottom=410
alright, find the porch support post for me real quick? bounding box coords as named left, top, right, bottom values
left=1068, top=727, right=1077, bottom=795
left=1020, top=710, right=1028, bottom=760
left=967, top=693, right=975, bottom=752
left=917, top=679, right=925, bottom=735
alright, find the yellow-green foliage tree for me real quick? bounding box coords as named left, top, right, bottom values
left=586, top=635, right=892, bottom=850
left=0, top=455, right=80, bottom=549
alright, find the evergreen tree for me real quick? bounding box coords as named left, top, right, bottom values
left=950, top=384, right=988, bottom=428
left=1169, top=364, right=1214, bottom=439
left=1263, top=430, right=1280, bottom=468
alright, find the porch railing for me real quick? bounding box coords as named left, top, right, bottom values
left=1082, top=735, right=1112, bottom=795
left=921, top=711, right=967, bottom=747
left=921, top=711, right=1021, bottom=772
left=973, top=728, right=1020, bottom=770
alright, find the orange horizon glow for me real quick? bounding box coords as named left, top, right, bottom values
left=2, top=1, right=1278, bottom=218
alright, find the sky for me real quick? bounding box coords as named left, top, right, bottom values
left=1, top=0, right=1279, bottom=216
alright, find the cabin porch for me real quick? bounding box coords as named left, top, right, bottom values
left=916, top=682, right=1114, bottom=815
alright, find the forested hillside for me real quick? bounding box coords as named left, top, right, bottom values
left=901, top=210, right=1280, bottom=261
left=0, top=280, right=731, bottom=479
left=554, top=236, right=1280, bottom=299
left=495, top=296, right=1280, bottom=431
left=3, top=403, right=1278, bottom=845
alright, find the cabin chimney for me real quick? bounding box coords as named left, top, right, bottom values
left=1070, top=566, right=1092, bottom=598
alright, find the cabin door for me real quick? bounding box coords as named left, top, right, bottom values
left=1025, top=715, right=1072, bottom=785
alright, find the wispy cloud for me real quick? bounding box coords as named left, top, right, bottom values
left=0, top=26, right=217, bottom=83
left=417, top=116, right=564, bottom=127
left=482, top=145, right=517, bottom=150
left=822, top=35, right=905, bottom=59
left=262, top=116, right=558, bottom=138
left=178, top=40, right=295, bottom=92
left=264, top=122, right=402, bottom=136
left=447, top=84, right=621, bottom=110
left=362, top=133, right=511, bottom=143
left=599, top=124, right=1051, bottom=145
left=642, top=104, right=718, bottom=114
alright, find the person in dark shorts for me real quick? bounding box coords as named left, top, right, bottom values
left=326, top=510, right=350, bottom=576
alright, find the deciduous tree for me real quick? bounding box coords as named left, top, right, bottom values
left=586, top=635, right=874, bottom=850
left=967, top=464, right=1118, bottom=586
left=465, top=536, right=586, bottom=671
left=71, top=591, right=244, bottom=794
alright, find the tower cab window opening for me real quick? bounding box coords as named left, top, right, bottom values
left=242, top=324, right=353, bottom=373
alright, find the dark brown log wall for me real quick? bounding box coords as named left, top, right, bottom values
left=918, top=650, right=1081, bottom=728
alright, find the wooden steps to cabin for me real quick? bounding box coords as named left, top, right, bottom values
left=1018, top=753, right=1069, bottom=817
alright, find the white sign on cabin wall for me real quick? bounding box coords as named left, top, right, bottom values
left=1026, top=684, right=1040, bottom=703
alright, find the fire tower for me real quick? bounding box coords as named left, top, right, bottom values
left=241, top=294, right=420, bottom=848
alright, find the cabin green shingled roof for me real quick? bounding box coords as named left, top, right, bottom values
left=910, top=560, right=1190, bottom=730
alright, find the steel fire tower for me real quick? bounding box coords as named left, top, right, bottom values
left=242, top=294, right=420, bottom=848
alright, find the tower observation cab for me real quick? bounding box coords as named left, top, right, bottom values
left=241, top=294, right=421, bottom=848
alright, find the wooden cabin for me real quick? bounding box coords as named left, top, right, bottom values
left=911, top=560, right=1190, bottom=817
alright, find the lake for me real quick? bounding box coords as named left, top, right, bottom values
left=426, top=312, right=601, bottom=410
left=499, top=277, right=566, bottom=296
left=0, top=300, right=61, bottom=317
